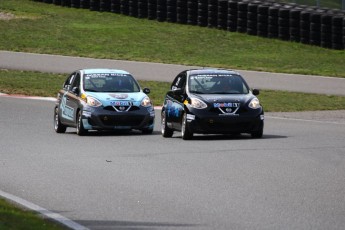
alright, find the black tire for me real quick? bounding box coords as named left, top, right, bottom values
left=332, top=43, right=344, bottom=50
left=237, top=2, right=248, bottom=11
left=247, top=20, right=257, bottom=30
left=142, top=128, right=153, bottom=134
left=90, top=0, right=100, bottom=11
left=300, top=10, right=311, bottom=21
left=181, top=113, right=193, bottom=140
left=290, top=19, right=300, bottom=28
left=247, top=28, right=257, bottom=35
left=71, top=0, right=79, bottom=8
left=53, top=0, right=61, bottom=5
left=76, top=111, right=87, bottom=136
left=251, top=121, right=263, bottom=138
left=269, top=7, right=279, bottom=17
left=161, top=112, right=173, bottom=138
left=80, top=0, right=89, bottom=9
left=54, top=107, right=66, bottom=133
left=227, top=21, right=237, bottom=32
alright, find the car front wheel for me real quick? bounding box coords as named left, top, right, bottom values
left=161, top=111, right=173, bottom=137
left=181, top=113, right=193, bottom=140
left=142, top=128, right=153, bottom=134
left=76, top=111, right=87, bottom=136
left=251, top=122, right=264, bottom=138
left=54, top=107, right=66, bottom=133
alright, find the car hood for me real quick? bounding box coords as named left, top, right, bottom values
left=85, top=92, right=147, bottom=106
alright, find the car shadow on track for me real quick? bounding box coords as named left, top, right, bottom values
left=62, top=130, right=162, bottom=136
left=170, top=134, right=287, bottom=141
left=60, top=130, right=286, bottom=139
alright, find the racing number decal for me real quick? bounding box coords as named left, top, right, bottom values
left=60, top=92, right=75, bottom=121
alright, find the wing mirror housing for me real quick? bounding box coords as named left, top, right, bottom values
left=143, top=88, right=150, bottom=94
left=252, top=88, right=260, bottom=96
left=171, top=88, right=183, bottom=95
left=72, top=87, right=80, bottom=95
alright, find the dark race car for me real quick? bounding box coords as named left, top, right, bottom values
left=54, top=68, right=155, bottom=135
left=161, top=69, right=264, bottom=140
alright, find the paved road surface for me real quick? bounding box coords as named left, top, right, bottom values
left=1, top=97, right=345, bottom=230
left=1, top=50, right=345, bottom=95
left=1, top=51, right=345, bottom=230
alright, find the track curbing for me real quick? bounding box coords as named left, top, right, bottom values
left=0, top=189, right=90, bottom=230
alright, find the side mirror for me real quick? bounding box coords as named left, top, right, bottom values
left=72, top=87, right=80, bottom=95
left=252, top=88, right=260, bottom=96
left=143, top=88, right=150, bottom=94
left=172, top=88, right=183, bottom=95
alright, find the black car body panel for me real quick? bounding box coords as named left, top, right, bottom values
left=161, top=69, right=264, bottom=139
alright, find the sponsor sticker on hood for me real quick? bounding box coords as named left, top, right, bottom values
left=213, top=102, right=240, bottom=108
left=109, top=93, right=128, bottom=99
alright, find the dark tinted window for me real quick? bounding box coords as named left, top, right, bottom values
left=83, top=73, right=140, bottom=93
left=171, top=73, right=186, bottom=92
left=70, top=73, right=80, bottom=89
left=188, top=73, right=249, bottom=94
left=63, top=73, right=76, bottom=89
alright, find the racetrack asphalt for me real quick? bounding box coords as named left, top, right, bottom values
left=1, top=50, right=345, bottom=230
left=1, top=50, right=345, bottom=96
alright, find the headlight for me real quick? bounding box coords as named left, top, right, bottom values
left=86, top=96, right=102, bottom=107
left=141, top=96, right=152, bottom=107
left=190, top=97, right=207, bottom=109
left=249, top=98, right=261, bottom=109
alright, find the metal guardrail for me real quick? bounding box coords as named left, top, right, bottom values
left=277, top=0, right=345, bottom=10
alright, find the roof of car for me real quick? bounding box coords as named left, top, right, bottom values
left=187, top=68, right=240, bottom=75
left=81, top=68, right=131, bottom=75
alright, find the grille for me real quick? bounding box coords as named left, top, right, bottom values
left=103, top=106, right=140, bottom=112
left=209, top=107, right=246, bottom=115
left=100, top=115, right=145, bottom=126
left=203, top=120, right=254, bottom=131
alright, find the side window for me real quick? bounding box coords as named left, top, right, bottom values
left=70, top=73, right=80, bottom=89
left=63, top=73, right=76, bottom=90
left=171, top=77, right=180, bottom=90
left=178, top=75, right=186, bottom=92
left=171, top=73, right=186, bottom=91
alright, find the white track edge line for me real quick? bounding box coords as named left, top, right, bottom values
left=266, top=115, right=345, bottom=125
left=0, top=190, right=89, bottom=230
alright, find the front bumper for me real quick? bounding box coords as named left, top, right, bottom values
left=186, top=108, right=264, bottom=134
left=81, top=106, right=155, bottom=131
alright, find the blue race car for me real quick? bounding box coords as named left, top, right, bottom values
left=161, top=69, right=264, bottom=140
left=54, top=69, right=155, bottom=135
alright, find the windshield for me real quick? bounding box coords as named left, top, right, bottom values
left=188, top=74, right=249, bottom=94
left=83, top=73, right=140, bottom=93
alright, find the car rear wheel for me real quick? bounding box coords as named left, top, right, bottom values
left=76, top=111, right=87, bottom=136
left=54, top=107, right=66, bottom=133
left=161, top=111, right=173, bottom=137
left=181, top=113, right=193, bottom=140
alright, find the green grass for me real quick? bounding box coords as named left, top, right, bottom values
left=0, top=0, right=344, bottom=77
left=1, top=69, right=345, bottom=112
left=0, top=198, right=66, bottom=230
